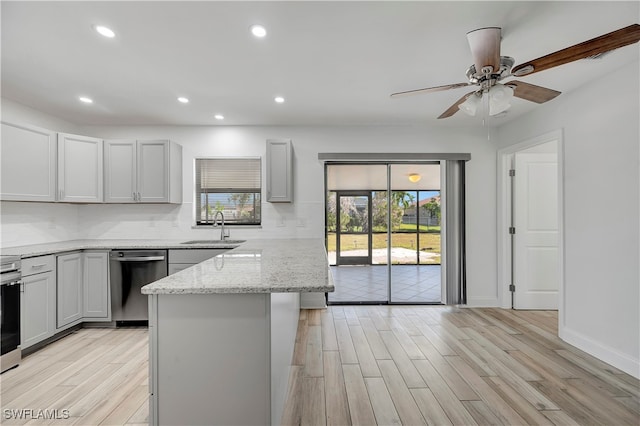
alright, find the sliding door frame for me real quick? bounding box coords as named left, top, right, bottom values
left=324, top=160, right=455, bottom=305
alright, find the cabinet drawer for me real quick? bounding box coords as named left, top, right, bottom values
left=169, top=249, right=228, bottom=264
left=22, top=255, right=55, bottom=276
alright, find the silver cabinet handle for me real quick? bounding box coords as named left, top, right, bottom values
left=137, top=192, right=141, bottom=202
left=30, top=263, right=47, bottom=269
left=133, top=192, right=136, bottom=201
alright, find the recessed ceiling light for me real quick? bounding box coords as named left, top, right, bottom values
left=79, top=96, right=93, bottom=104
left=274, top=96, right=285, bottom=104
left=250, top=24, right=267, bottom=38
left=177, top=97, right=189, bottom=104
left=214, top=114, right=224, bottom=120
left=94, top=25, right=115, bottom=38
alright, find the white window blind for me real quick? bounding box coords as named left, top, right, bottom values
left=195, top=158, right=261, bottom=225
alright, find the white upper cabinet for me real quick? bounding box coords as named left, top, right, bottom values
left=58, top=133, right=103, bottom=202
left=1, top=121, right=57, bottom=201
left=104, top=139, right=182, bottom=203
left=266, top=139, right=293, bottom=203
left=104, top=139, right=137, bottom=202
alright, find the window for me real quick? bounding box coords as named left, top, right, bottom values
left=195, top=158, right=261, bottom=225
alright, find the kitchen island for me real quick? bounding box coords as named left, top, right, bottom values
left=141, top=239, right=333, bottom=426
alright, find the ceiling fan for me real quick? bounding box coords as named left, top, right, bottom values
left=391, top=24, right=640, bottom=119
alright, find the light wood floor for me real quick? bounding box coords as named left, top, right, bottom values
left=1, top=307, right=638, bottom=425
left=281, top=306, right=640, bottom=426
left=0, top=328, right=149, bottom=425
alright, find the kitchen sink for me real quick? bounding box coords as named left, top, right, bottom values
left=180, top=240, right=246, bottom=245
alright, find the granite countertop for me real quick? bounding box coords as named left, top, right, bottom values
left=141, top=239, right=334, bottom=295
left=0, top=239, right=243, bottom=257
left=1, top=238, right=334, bottom=295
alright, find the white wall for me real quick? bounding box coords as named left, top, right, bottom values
left=1, top=101, right=502, bottom=306
left=0, top=98, right=84, bottom=246
left=78, top=124, right=499, bottom=306
left=497, top=60, right=640, bottom=378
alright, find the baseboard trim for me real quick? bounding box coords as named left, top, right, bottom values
left=560, top=326, right=640, bottom=379
left=465, top=297, right=500, bottom=308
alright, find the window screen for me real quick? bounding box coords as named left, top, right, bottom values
left=195, top=158, right=261, bottom=225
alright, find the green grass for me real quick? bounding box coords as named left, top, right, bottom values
left=397, top=224, right=440, bottom=233
left=326, top=232, right=440, bottom=254
left=372, top=225, right=441, bottom=233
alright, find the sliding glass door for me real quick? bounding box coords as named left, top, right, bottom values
left=326, top=163, right=442, bottom=304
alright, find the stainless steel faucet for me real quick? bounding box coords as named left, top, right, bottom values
left=212, top=211, right=226, bottom=240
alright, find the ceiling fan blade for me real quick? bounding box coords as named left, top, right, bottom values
left=390, top=82, right=472, bottom=98
left=512, top=24, right=640, bottom=76
left=467, top=27, right=502, bottom=75
left=437, top=91, right=477, bottom=119
left=505, top=81, right=561, bottom=104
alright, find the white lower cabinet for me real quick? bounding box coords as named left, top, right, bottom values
left=83, top=251, right=110, bottom=320
left=56, top=252, right=83, bottom=329
left=21, top=256, right=56, bottom=349
left=167, top=249, right=229, bottom=275
left=22, top=251, right=110, bottom=348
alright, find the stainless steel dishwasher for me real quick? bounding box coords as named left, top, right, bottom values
left=109, top=250, right=167, bottom=326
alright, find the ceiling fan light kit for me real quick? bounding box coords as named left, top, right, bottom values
left=458, top=93, right=480, bottom=116
left=488, top=83, right=514, bottom=115
left=458, top=83, right=514, bottom=117
left=391, top=23, right=640, bottom=119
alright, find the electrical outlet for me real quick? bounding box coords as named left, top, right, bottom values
left=297, top=218, right=306, bottom=228
left=276, top=216, right=286, bottom=227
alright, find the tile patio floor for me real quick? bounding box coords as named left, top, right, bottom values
left=328, top=264, right=442, bottom=304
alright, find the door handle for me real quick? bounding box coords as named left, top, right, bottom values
left=112, top=256, right=165, bottom=262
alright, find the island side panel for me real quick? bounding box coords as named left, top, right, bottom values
left=152, top=293, right=271, bottom=426
left=270, top=292, right=300, bottom=425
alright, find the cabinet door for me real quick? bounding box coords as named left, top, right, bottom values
left=58, top=133, right=103, bottom=202
left=1, top=122, right=57, bottom=201
left=266, top=139, right=293, bottom=202
left=137, top=140, right=169, bottom=203
left=83, top=252, right=110, bottom=319
left=168, top=249, right=228, bottom=264
left=21, top=271, right=56, bottom=349
left=57, top=253, right=83, bottom=328
left=104, top=140, right=136, bottom=203
left=168, top=264, right=191, bottom=275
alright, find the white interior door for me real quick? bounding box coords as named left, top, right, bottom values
left=514, top=152, right=559, bottom=309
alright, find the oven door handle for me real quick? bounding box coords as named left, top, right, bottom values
left=0, top=265, right=18, bottom=274
left=112, top=256, right=165, bottom=262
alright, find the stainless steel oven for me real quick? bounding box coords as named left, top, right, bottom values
left=1, top=255, right=22, bottom=373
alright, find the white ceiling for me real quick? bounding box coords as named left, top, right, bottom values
left=2, top=1, right=638, bottom=127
